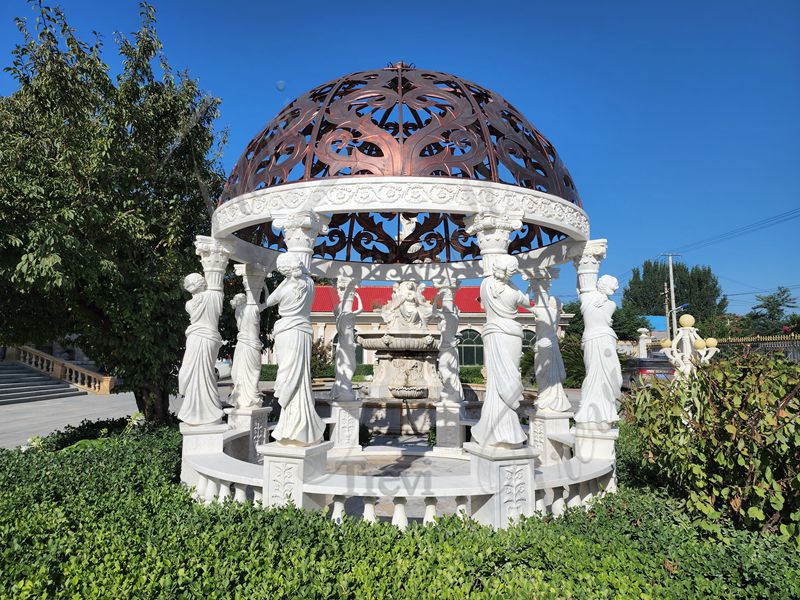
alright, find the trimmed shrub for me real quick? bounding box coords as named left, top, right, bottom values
left=260, top=364, right=278, bottom=381
left=1, top=421, right=799, bottom=597
left=459, top=366, right=485, bottom=384
left=624, top=353, right=800, bottom=538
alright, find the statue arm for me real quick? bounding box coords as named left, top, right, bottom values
left=264, top=282, right=285, bottom=308
left=353, top=292, right=364, bottom=315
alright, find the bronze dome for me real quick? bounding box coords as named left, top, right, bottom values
left=220, top=63, right=580, bottom=207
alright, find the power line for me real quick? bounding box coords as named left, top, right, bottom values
left=669, top=207, right=800, bottom=253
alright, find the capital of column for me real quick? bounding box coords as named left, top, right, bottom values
left=195, top=235, right=230, bottom=273
left=465, top=210, right=523, bottom=276
left=522, top=267, right=560, bottom=302
left=572, top=240, right=607, bottom=294
left=273, top=211, right=329, bottom=269
left=234, top=262, right=269, bottom=304
left=432, top=279, right=459, bottom=308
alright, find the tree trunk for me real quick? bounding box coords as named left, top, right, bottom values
left=133, top=386, right=171, bottom=424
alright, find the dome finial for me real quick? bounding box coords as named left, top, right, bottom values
left=387, top=60, right=414, bottom=70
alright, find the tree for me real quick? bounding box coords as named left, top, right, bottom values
left=0, top=4, right=224, bottom=422
left=623, top=260, right=728, bottom=324
left=563, top=299, right=648, bottom=341
left=742, top=287, right=798, bottom=336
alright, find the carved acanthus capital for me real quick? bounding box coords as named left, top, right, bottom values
left=273, top=211, right=329, bottom=260
left=573, top=240, right=608, bottom=294
left=465, top=210, right=523, bottom=276
left=195, top=236, right=230, bottom=273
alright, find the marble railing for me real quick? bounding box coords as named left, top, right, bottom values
left=9, top=345, right=115, bottom=394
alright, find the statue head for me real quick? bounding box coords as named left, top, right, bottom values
left=276, top=252, right=305, bottom=278
left=230, top=292, right=246, bottom=309
left=399, top=281, right=417, bottom=303
left=492, top=254, right=518, bottom=281
left=597, top=275, right=619, bottom=296
left=183, top=273, right=206, bottom=294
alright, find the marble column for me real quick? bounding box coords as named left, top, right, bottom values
left=525, top=267, right=571, bottom=413
left=177, top=236, right=229, bottom=426
left=432, top=280, right=464, bottom=449
left=329, top=274, right=363, bottom=454
left=272, top=210, right=329, bottom=269
left=178, top=236, right=230, bottom=487
left=226, top=262, right=272, bottom=431
left=571, top=241, right=621, bottom=491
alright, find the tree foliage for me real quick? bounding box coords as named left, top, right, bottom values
left=563, top=299, right=648, bottom=341
left=0, top=3, right=223, bottom=421
left=741, top=287, right=798, bottom=336
left=623, top=260, right=728, bottom=324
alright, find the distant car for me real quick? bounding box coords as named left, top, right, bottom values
left=215, top=358, right=232, bottom=380
left=622, top=356, right=675, bottom=390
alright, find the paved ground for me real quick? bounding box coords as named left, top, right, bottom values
left=0, top=391, right=139, bottom=448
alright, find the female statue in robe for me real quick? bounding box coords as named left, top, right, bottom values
left=471, top=255, right=531, bottom=447
left=575, top=274, right=622, bottom=425
left=178, top=273, right=224, bottom=425
left=266, top=254, right=325, bottom=445
left=533, top=296, right=571, bottom=412
left=229, top=289, right=267, bottom=409
left=431, top=288, right=463, bottom=404
left=331, top=279, right=363, bottom=402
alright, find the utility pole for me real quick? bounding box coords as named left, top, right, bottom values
left=663, top=282, right=670, bottom=339
left=662, top=253, right=680, bottom=338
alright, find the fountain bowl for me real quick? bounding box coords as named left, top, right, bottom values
left=358, top=330, right=440, bottom=351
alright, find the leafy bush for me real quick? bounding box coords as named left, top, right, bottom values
left=624, top=353, right=800, bottom=538
left=353, top=364, right=373, bottom=382
left=1, top=421, right=799, bottom=597
left=459, top=366, right=485, bottom=384
left=311, top=339, right=335, bottom=378
left=260, top=364, right=278, bottom=381
left=561, top=333, right=585, bottom=388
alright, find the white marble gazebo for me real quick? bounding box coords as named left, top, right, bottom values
left=177, top=64, right=623, bottom=529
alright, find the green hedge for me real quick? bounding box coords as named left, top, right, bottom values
left=261, top=364, right=373, bottom=382
left=1, top=421, right=798, bottom=597
left=623, top=353, right=800, bottom=538
left=459, top=366, right=485, bottom=384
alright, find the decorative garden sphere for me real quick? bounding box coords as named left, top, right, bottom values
left=679, top=314, right=696, bottom=328
left=693, top=338, right=707, bottom=350
left=660, top=338, right=672, bottom=349
left=705, top=337, right=718, bottom=348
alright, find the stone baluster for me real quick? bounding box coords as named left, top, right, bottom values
left=455, top=495, right=468, bottom=519
left=233, top=483, right=247, bottom=503
left=362, top=497, right=377, bottom=523
left=331, top=496, right=346, bottom=524
left=423, top=497, right=438, bottom=524
left=392, top=497, right=408, bottom=530
left=550, top=486, right=566, bottom=516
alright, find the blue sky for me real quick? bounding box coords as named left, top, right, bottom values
left=1, top=0, right=798, bottom=313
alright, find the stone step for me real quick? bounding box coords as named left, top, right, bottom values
left=0, top=374, right=56, bottom=383
left=0, top=388, right=88, bottom=406
left=0, top=382, right=72, bottom=395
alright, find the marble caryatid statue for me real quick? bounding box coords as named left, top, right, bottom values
left=265, top=253, right=325, bottom=445
left=331, top=277, right=363, bottom=402
left=381, top=281, right=432, bottom=330
left=431, top=287, right=463, bottom=404
left=533, top=296, right=571, bottom=412
left=471, top=254, right=531, bottom=447
left=178, top=272, right=224, bottom=425
left=229, top=285, right=268, bottom=409
left=575, top=274, right=622, bottom=426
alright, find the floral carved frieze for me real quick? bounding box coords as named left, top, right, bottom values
left=211, top=178, right=590, bottom=254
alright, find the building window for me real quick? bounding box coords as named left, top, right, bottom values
left=331, top=334, right=363, bottom=364
left=522, top=330, right=536, bottom=354
left=458, top=329, right=483, bottom=365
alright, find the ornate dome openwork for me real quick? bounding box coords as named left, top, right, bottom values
left=212, top=64, right=589, bottom=268
left=220, top=63, right=580, bottom=205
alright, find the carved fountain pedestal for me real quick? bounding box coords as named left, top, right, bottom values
left=357, top=281, right=442, bottom=434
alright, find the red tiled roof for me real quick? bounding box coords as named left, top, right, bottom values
left=311, top=286, right=531, bottom=314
